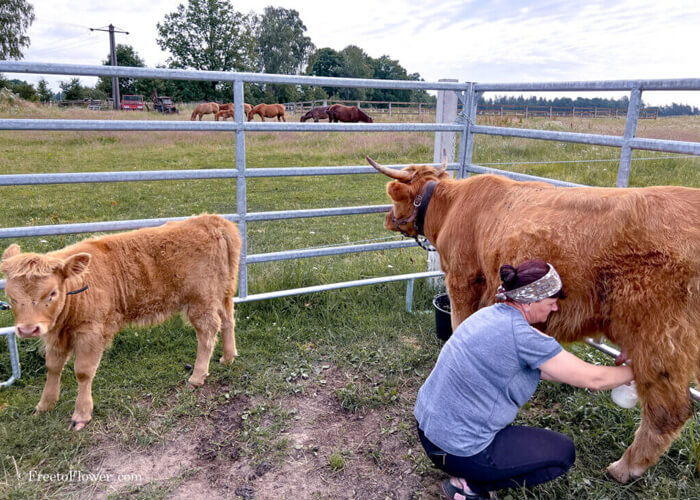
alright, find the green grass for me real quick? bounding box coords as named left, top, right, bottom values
left=0, top=106, right=699, bottom=499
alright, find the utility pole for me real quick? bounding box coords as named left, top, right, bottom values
left=90, top=24, right=129, bottom=110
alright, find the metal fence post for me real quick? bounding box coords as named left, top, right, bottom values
left=0, top=327, right=21, bottom=388
left=457, top=84, right=479, bottom=180
left=426, top=80, right=459, bottom=292
left=616, top=86, right=643, bottom=188
left=234, top=80, right=248, bottom=297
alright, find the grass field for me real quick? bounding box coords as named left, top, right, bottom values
left=0, top=103, right=699, bottom=499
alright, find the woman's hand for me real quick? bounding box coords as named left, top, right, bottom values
left=539, top=349, right=634, bottom=391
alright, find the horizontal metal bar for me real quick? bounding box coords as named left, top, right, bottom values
left=245, top=205, right=390, bottom=221
left=465, top=164, right=587, bottom=187
left=0, top=203, right=396, bottom=239
left=0, top=119, right=463, bottom=133
left=0, top=61, right=469, bottom=91
left=245, top=163, right=459, bottom=177
left=234, top=271, right=443, bottom=303
left=628, top=137, right=700, bottom=156
left=246, top=240, right=418, bottom=263
left=0, top=163, right=459, bottom=186
left=0, top=216, right=196, bottom=239
left=473, top=124, right=625, bottom=147
left=473, top=125, right=700, bottom=155
left=584, top=337, right=700, bottom=402
left=475, top=79, right=700, bottom=92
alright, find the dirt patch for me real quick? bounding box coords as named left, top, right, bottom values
left=82, top=367, right=443, bottom=499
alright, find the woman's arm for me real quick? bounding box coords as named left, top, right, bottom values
left=539, top=349, right=634, bottom=391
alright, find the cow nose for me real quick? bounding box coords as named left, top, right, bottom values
left=17, top=324, right=41, bottom=337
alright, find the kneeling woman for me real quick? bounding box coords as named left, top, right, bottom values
left=415, top=259, right=633, bottom=499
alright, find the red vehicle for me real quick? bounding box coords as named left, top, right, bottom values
left=120, top=94, right=144, bottom=111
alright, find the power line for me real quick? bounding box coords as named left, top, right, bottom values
left=89, top=24, right=129, bottom=110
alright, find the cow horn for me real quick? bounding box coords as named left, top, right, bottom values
left=436, top=148, right=448, bottom=175
left=366, top=156, right=412, bottom=181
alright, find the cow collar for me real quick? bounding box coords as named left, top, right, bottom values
left=0, top=285, right=88, bottom=311
left=66, top=285, right=89, bottom=296
left=390, top=180, right=437, bottom=251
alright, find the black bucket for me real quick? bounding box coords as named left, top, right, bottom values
left=433, top=293, right=453, bottom=341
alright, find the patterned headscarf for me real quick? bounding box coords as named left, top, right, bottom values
left=495, top=263, right=562, bottom=303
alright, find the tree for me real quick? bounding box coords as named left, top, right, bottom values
left=0, top=0, right=35, bottom=60
left=257, top=7, right=313, bottom=75
left=8, top=79, right=37, bottom=100
left=337, top=46, right=373, bottom=100
left=96, top=44, right=146, bottom=98
left=255, top=6, right=314, bottom=102
left=36, top=78, right=52, bottom=102
left=367, top=55, right=414, bottom=103
left=156, top=0, right=257, bottom=99
left=306, top=48, right=345, bottom=98
left=59, top=78, right=85, bottom=101
left=307, top=47, right=344, bottom=78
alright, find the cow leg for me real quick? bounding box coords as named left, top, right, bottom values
left=35, top=346, right=70, bottom=413
left=445, top=273, right=485, bottom=331
left=187, top=307, right=221, bottom=386
left=71, top=340, right=105, bottom=430
left=607, top=366, right=693, bottom=482
left=219, top=298, right=237, bottom=365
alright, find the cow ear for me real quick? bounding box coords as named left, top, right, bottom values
left=63, top=253, right=91, bottom=277
left=387, top=181, right=411, bottom=203
left=2, top=244, right=20, bottom=261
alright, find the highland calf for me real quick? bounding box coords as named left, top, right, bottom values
left=1, top=215, right=241, bottom=430
left=368, top=155, right=700, bottom=482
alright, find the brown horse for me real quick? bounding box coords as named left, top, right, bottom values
left=191, top=102, right=219, bottom=121
left=215, top=103, right=253, bottom=121
left=300, top=106, right=331, bottom=122
left=248, top=103, right=286, bottom=122
left=327, top=104, right=373, bottom=123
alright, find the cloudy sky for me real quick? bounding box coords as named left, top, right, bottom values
left=17, top=0, right=700, bottom=106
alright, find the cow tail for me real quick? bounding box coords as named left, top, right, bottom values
left=220, top=221, right=241, bottom=299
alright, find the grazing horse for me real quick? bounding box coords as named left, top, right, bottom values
left=300, top=106, right=331, bottom=122
left=191, top=102, right=219, bottom=121
left=215, top=103, right=253, bottom=121
left=327, top=104, right=373, bottom=123
left=248, top=103, right=286, bottom=122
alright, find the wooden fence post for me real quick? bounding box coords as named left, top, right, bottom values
left=428, top=79, right=459, bottom=289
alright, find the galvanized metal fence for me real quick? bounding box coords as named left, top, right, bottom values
left=0, top=61, right=699, bottom=388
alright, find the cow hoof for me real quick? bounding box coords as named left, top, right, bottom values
left=69, top=419, right=90, bottom=431
left=606, top=459, right=630, bottom=483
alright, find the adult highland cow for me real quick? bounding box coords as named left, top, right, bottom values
left=367, top=155, right=700, bottom=483
left=1, top=215, right=241, bottom=430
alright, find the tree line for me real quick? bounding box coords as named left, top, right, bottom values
left=1, top=0, right=697, bottom=115
left=479, top=95, right=699, bottom=117
left=0, top=0, right=433, bottom=106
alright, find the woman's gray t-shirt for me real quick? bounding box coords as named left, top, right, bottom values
left=414, top=303, right=562, bottom=457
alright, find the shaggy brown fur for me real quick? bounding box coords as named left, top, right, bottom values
left=190, top=102, right=220, bottom=121
left=369, top=156, right=700, bottom=482
left=1, top=215, right=241, bottom=430
left=247, top=103, right=286, bottom=122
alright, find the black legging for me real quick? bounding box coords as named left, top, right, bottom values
left=417, top=423, right=575, bottom=496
